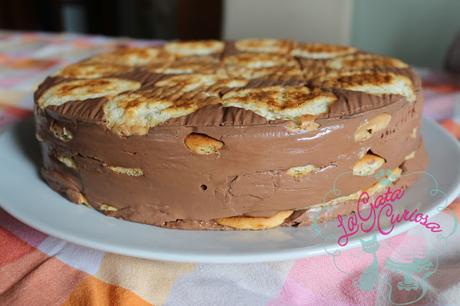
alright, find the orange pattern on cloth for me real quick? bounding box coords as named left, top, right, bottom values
left=0, top=31, right=460, bottom=306
left=0, top=247, right=86, bottom=305
left=0, top=227, right=34, bottom=266
left=442, top=119, right=460, bottom=140
left=95, top=253, right=195, bottom=305
left=62, top=275, right=151, bottom=306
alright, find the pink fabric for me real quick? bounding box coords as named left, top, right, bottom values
left=1, top=31, right=460, bottom=305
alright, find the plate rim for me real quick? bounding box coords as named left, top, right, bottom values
left=1, top=117, right=459, bottom=263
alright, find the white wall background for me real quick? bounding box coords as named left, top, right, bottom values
left=223, top=0, right=460, bottom=69
left=351, top=0, right=460, bottom=69
left=223, top=0, right=353, bottom=44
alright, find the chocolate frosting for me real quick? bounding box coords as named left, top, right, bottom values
left=33, top=40, right=427, bottom=229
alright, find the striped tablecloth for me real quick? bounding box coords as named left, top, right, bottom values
left=1, top=31, right=460, bottom=306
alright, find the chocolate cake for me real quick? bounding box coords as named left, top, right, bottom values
left=34, top=39, right=427, bottom=230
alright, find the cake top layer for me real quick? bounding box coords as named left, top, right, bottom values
left=35, top=39, right=419, bottom=136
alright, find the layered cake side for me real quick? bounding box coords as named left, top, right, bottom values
left=34, top=39, right=427, bottom=230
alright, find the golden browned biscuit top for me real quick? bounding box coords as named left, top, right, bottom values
left=36, top=39, right=417, bottom=136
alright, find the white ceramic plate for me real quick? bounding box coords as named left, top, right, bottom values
left=1, top=118, right=459, bottom=263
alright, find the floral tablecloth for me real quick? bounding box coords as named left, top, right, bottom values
left=1, top=31, right=460, bottom=306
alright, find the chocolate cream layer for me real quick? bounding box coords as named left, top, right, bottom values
left=35, top=84, right=425, bottom=228
left=34, top=41, right=427, bottom=229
